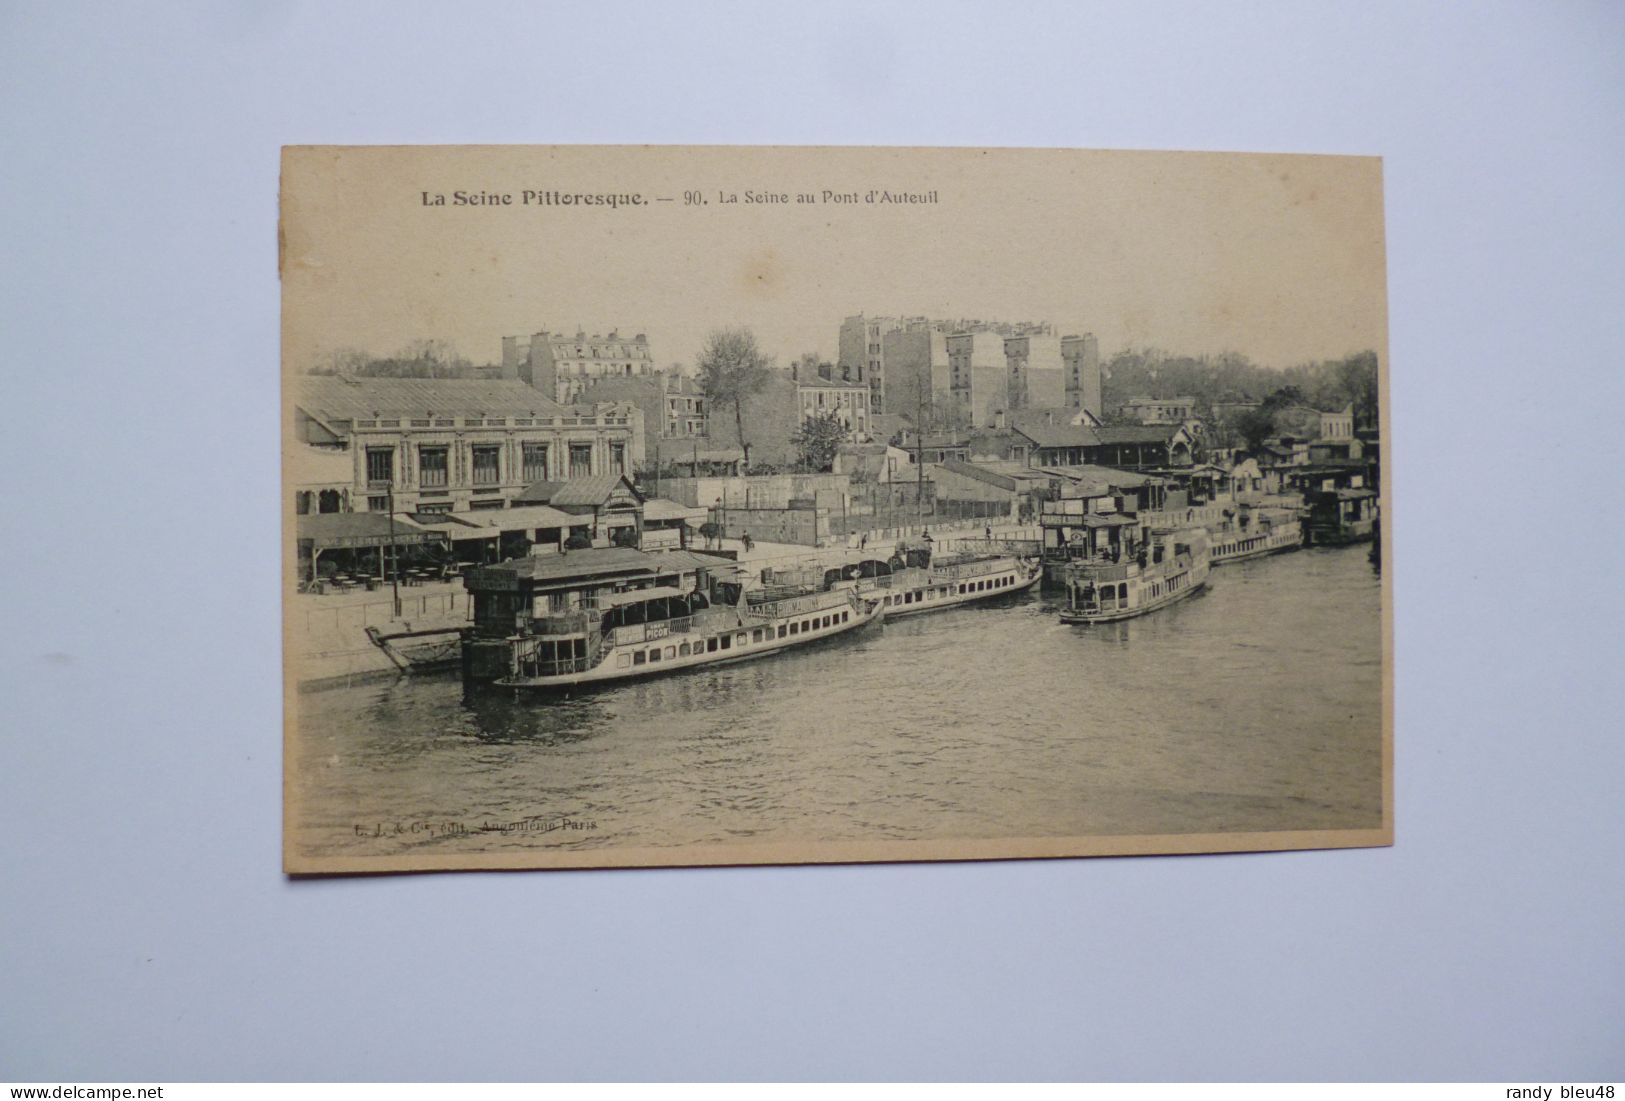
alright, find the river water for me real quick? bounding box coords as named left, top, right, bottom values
left=289, top=544, right=1383, bottom=863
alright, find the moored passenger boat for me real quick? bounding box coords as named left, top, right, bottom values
left=814, top=540, right=1043, bottom=619
left=1058, top=524, right=1211, bottom=624
left=1207, top=506, right=1304, bottom=566
left=1306, top=487, right=1378, bottom=545
left=462, top=546, right=883, bottom=690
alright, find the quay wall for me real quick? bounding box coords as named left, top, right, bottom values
left=712, top=506, right=827, bottom=546
left=292, top=586, right=471, bottom=687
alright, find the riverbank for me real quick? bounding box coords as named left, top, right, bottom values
left=289, top=517, right=1042, bottom=689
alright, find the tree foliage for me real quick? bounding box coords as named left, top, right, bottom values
left=306, top=340, right=478, bottom=379
left=792, top=410, right=849, bottom=472
left=696, top=328, right=774, bottom=466
left=1103, top=347, right=1381, bottom=439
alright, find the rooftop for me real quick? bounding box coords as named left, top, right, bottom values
left=296, top=376, right=566, bottom=423
left=473, top=546, right=662, bottom=583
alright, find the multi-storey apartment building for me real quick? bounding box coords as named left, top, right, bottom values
left=293, top=376, right=643, bottom=515
left=1061, top=333, right=1102, bottom=418
left=946, top=330, right=1010, bottom=429
left=501, top=328, right=655, bottom=403
left=848, top=315, right=1089, bottom=426
left=1002, top=332, right=1065, bottom=413
left=577, top=371, right=711, bottom=470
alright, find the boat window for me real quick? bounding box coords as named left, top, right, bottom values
left=707, top=637, right=718, bottom=653
left=617, top=653, right=632, bottom=668
left=679, top=643, right=691, bottom=656
left=822, top=616, right=831, bottom=628
left=777, top=625, right=787, bottom=639
left=719, top=635, right=731, bottom=650
left=790, top=622, right=799, bottom=635
left=649, top=648, right=661, bottom=663
left=1118, top=583, right=1128, bottom=599
left=735, top=633, right=747, bottom=646
left=752, top=628, right=763, bottom=643
left=632, top=651, right=646, bottom=666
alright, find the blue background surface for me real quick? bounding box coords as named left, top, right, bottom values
left=2, top=1, right=1621, bottom=1082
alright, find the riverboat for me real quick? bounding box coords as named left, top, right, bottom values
left=1207, top=506, right=1304, bottom=566
left=461, top=546, right=883, bottom=690
left=1306, top=487, right=1378, bottom=545
left=1058, top=525, right=1211, bottom=624
left=815, top=541, right=1044, bottom=619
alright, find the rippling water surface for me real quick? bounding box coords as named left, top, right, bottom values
left=291, top=544, right=1383, bottom=861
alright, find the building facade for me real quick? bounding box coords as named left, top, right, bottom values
left=1002, top=332, right=1065, bottom=413
left=947, top=330, right=1011, bottom=429
left=1061, top=333, right=1102, bottom=418
left=842, top=315, right=1082, bottom=423
left=706, top=367, right=873, bottom=467
left=577, top=370, right=710, bottom=471
left=501, top=328, right=655, bottom=403
left=795, top=373, right=871, bottom=437
left=294, top=376, right=643, bottom=516
left=1119, top=396, right=1201, bottom=425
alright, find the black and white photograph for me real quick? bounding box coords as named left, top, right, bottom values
left=282, top=144, right=1391, bottom=874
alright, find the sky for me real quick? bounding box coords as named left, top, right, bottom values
left=282, top=145, right=1388, bottom=374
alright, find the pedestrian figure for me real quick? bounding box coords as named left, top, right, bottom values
left=985, top=524, right=992, bottom=541
left=742, top=532, right=754, bottom=554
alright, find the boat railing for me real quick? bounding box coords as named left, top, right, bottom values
left=931, top=557, right=1008, bottom=580
left=1061, top=560, right=1137, bottom=583
left=742, top=590, right=848, bottom=621
left=526, top=610, right=597, bottom=636
left=511, top=628, right=612, bottom=678
left=608, top=608, right=740, bottom=647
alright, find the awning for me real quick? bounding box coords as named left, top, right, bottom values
left=405, top=513, right=497, bottom=542
left=1081, top=513, right=1139, bottom=528
left=296, top=512, right=444, bottom=550
left=598, top=585, right=691, bottom=608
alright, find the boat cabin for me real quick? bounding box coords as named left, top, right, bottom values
left=1306, top=488, right=1378, bottom=544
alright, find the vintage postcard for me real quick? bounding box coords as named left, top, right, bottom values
left=282, top=144, right=1391, bottom=874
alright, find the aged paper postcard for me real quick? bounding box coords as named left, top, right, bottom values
left=282, top=145, right=1391, bottom=874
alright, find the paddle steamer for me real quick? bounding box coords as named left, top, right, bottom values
left=1207, top=505, right=1304, bottom=566
left=462, top=547, right=882, bottom=690
left=1058, top=524, right=1211, bottom=624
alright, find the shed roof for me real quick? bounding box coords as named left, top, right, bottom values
left=548, top=474, right=643, bottom=507
left=476, top=546, right=661, bottom=583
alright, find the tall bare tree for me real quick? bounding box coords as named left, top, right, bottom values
left=696, top=328, right=774, bottom=467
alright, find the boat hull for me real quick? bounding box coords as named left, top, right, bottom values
left=1209, top=522, right=1303, bottom=566
left=1059, top=578, right=1206, bottom=624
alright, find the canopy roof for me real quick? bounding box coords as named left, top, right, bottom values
left=296, top=512, right=443, bottom=550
